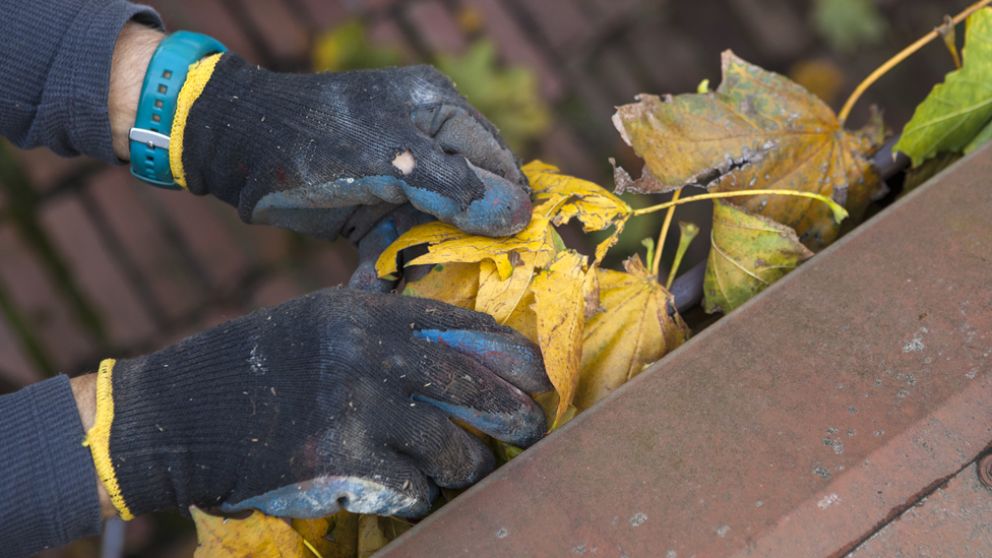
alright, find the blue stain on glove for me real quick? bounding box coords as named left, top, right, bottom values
left=221, top=474, right=432, bottom=519
left=414, top=329, right=550, bottom=393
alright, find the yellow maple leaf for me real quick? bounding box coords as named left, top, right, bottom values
left=192, top=507, right=311, bottom=558
left=613, top=50, right=883, bottom=249
left=530, top=250, right=589, bottom=423
left=576, top=257, right=690, bottom=409
left=402, top=262, right=480, bottom=309
left=292, top=511, right=358, bottom=558
left=375, top=161, right=630, bottom=281
left=523, top=161, right=631, bottom=262
left=476, top=255, right=536, bottom=323
left=376, top=212, right=555, bottom=281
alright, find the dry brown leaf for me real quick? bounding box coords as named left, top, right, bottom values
left=530, top=250, right=589, bottom=423
left=192, top=508, right=307, bottom=558
left=613, top=50, right=883, bottom=248
left=575, top=257, right=689, bottom=409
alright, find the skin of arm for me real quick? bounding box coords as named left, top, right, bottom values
left=109, top=23, right=164, bottom=160
left=69, top=23, right=165, bottom=521
left=70, top=373, right=116, bottom=518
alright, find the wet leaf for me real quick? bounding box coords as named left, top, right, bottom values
left=576, top=257, right=689, bottom=409
left=613, top=51, right=883, bottom=249
left=704, top=201, right=814, bottom=314
left=530, top=250, right=589, bottom=423
left=192, top=508, right=307, bottom=558
left=896, top=8, right=992, bottom=166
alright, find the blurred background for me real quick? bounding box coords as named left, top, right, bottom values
left=0, top=0, right=970, bottom=555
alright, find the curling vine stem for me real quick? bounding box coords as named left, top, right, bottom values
left=838, top=0, right=992, bottom=124
left=632, top=189, right=849, bottom=222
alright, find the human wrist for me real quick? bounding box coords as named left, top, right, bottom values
left=109, top=23, right=164, bottom=161
left=70, top=373, right=116, bottom=519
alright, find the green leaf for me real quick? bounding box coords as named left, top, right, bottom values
left=964, top=117, right=992, bottom=154
left=703, top=201, right=813, bottom=314
left=895, top=8, right=992, bottom=167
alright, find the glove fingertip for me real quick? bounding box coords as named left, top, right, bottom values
left=404, top=162, right=531, bottom=238
left=412, top=393, right=547, bottom=448
left=454, top=163, right=532, bottom=237
left=348, top=261, right=397, bottom=293
left=413, top=329, right=550, bottom=393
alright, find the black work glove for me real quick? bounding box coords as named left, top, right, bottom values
left=87, top=289, right=549, bottom=519
left=175, top=54, right=531, bottom=243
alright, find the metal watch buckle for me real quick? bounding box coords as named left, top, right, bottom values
left=128, top=128, right=171, bottom=150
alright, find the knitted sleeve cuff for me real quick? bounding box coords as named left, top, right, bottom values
left=57, top=1, right=163, bottom=163
left=0, top=375, right=103, bottom=556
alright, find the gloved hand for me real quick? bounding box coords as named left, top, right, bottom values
left=170, top=54, right=532, bottom=243
left=83, top=288, right=550, bottom=520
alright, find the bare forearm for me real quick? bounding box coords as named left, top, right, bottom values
left=109, top=23, right=165, bottom=160
left=70, top=373, right=116, bottom=519
left=0, top=1, right=162, bottom=163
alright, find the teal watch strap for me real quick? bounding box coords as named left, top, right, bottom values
left=129, top=31, right=226, bottom=189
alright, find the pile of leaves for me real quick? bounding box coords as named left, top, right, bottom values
left=192, top=5, right=992, bottom=557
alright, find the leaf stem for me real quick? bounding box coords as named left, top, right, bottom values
left=666, top=221, right=700, bottom=290
left=632, top=189, right=849, bottom=222
left=838, top=0, right=992, bottom=124
left=650, top=188, right=681, bottom=277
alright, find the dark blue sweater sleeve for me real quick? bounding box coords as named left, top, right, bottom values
left=0, top=376, right=103, bottom=557
left=0, top=0, right=163, bottom=163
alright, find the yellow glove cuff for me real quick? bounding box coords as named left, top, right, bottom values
left=82, top=358, right=134, bottom=520
left=169, top=53, right=223, bottom=190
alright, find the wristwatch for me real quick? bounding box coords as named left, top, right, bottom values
left=128, top=31, right=226, bottom=189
